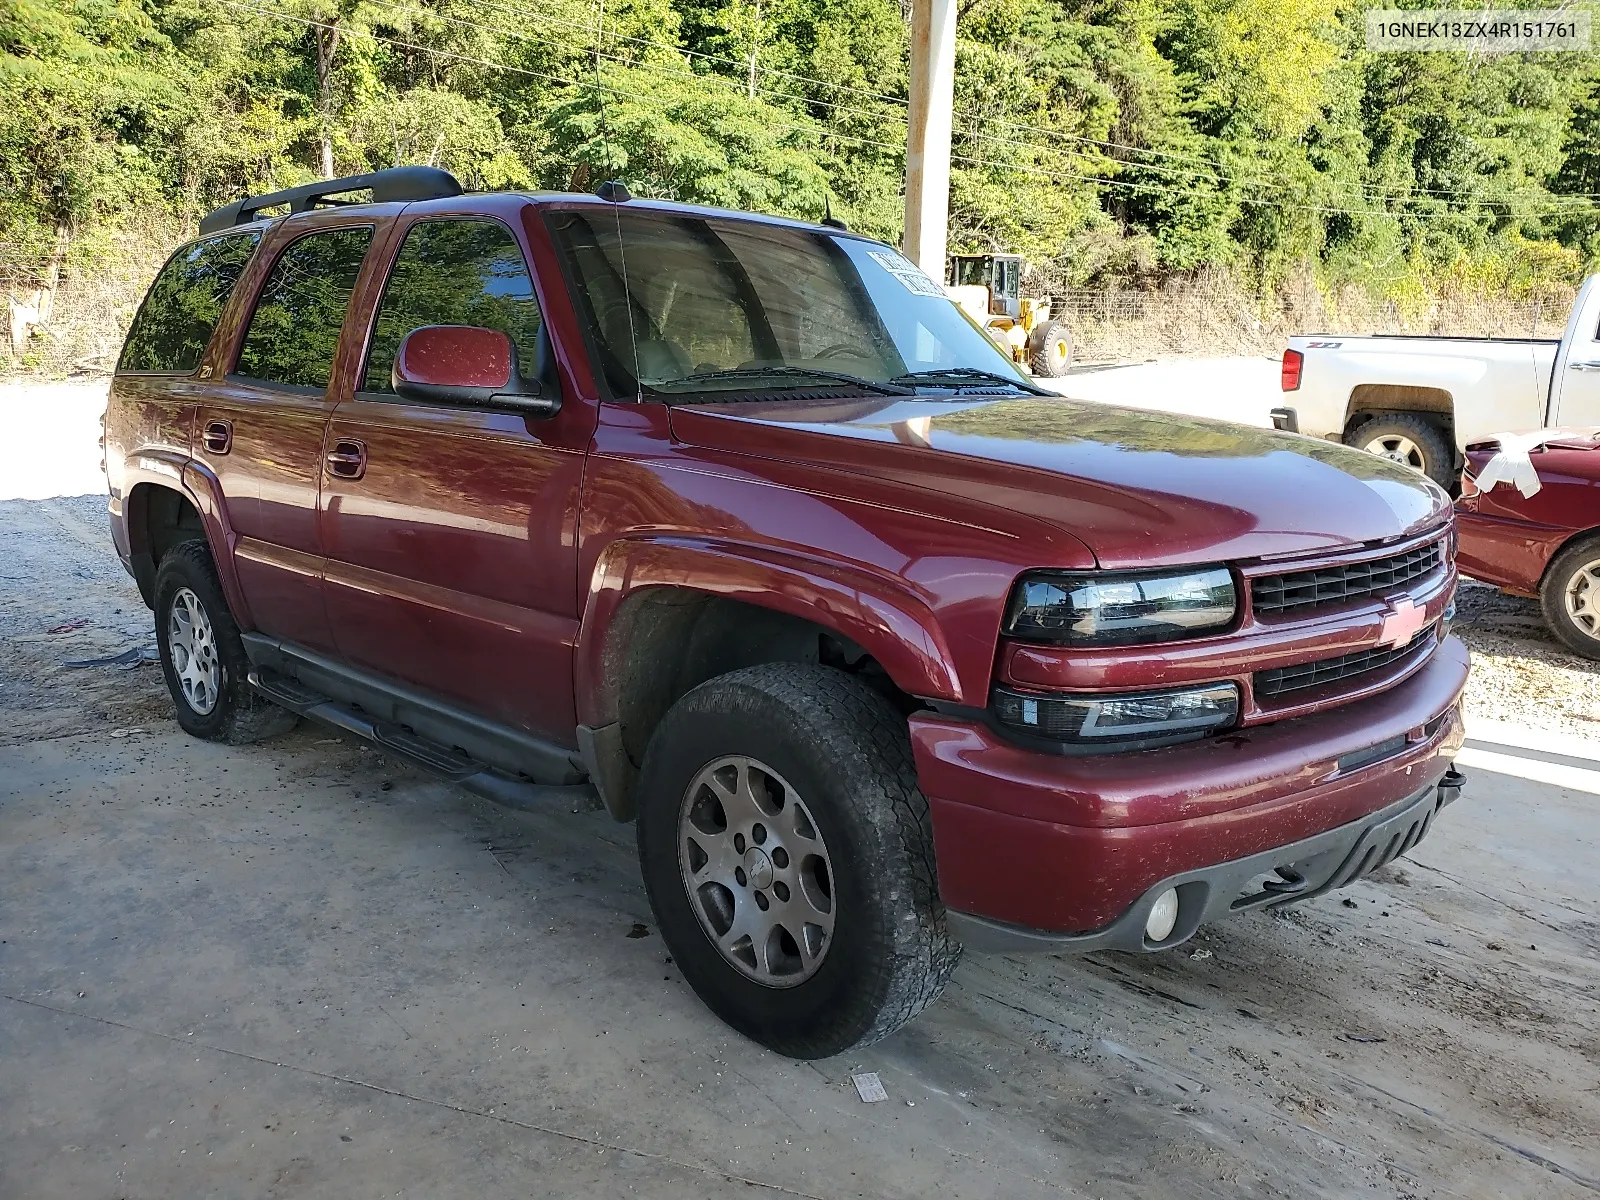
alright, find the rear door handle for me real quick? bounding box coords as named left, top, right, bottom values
left=326, top=439, right=368, bottom=480
left=202, top=419, right=233, bottom=455
left=1569, top=361, right=1600, bottom=372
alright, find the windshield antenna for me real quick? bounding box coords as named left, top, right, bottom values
left=591, top=0, right=642, bottom=400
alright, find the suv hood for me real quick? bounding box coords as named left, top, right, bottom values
left=668, top=395, right=1450, bottom=568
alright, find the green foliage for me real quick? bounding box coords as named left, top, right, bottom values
left=1, top=0, right=1597, bottom=298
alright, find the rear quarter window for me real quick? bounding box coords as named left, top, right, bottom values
left=117, top=231, right=262, bottom=374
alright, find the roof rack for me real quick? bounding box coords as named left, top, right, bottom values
left=197, top=166, right=463, bottom=236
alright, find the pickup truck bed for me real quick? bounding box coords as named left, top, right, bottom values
left=1282, top=275, right=1600, bottom=487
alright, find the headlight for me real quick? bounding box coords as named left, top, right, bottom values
left=1004, top=568, right=1237, bottom=645
left=992, top=683, right=1239, bottom=745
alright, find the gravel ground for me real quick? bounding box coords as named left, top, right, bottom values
left=1453, top=580, right=1600, bottom=737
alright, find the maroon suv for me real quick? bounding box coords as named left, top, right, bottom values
left=106, top=167, right=1468, bottom=1057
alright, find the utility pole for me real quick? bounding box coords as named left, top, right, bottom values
left=903, top=0, right=957, bottom=280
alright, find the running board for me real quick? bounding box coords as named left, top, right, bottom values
left=249, top=669, right=594, bottom=812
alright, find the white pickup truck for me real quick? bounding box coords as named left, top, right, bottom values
left=1280, top=274, right=1600, bottom=487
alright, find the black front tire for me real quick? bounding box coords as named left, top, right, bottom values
left=636, top=664, right=960, bottom=1059
left=1027, top=319, right=1073, bottom=377
left=1541, top=534, right=1600, bottom=660
left=153, top=541, right=297, bottom=743
left=1344, top=412, right=1455, bottom=490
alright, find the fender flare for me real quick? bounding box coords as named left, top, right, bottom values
left=122, top=449, right=254, bottom=630
left=1341, top=379, right=1460, bottom=434
left=574, top=534, right=963, bottom=729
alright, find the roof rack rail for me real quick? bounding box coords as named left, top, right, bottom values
left=197, top=166, right=463, bottom=236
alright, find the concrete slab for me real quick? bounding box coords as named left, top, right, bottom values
left=4, top=714, right=1598, bottom=1198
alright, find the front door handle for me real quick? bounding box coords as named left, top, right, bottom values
left=1569, top=361, right=1600, bottom=372
left=326, top=439, right=368, bottom=480
left=202, top=419, right=233, bottom=455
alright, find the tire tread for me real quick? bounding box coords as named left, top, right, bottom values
left=638, top=664, right=960, bottom=1057
left=1345, top=411, right=1454, bottom=489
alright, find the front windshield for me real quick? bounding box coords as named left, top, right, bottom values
left=546, top=208, right=1031, bottom=397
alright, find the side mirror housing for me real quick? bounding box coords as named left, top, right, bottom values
left=392, top=325, right=560, bottom=417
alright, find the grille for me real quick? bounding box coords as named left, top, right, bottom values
left=1255, top=625, right=1437, bottom=699
left=1252, top=540, right=1443, bottom=617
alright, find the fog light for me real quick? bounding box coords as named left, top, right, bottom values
left=1145, top=888, right=1180, bottom=943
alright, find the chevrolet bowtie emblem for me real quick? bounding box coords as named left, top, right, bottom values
left=1378, top=597, right=1428, bottom=648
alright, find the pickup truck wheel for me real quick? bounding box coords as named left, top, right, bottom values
left=636, top=664, right=960, bottom=1058
left=1541, top=535, right=1600, bottom=661
left=1345, top=414, right=1454, bottom=489
left=154, top=541, right=297, bottom=744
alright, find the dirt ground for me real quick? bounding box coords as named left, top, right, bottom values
left=3, top=384, right=1599, bottom=1198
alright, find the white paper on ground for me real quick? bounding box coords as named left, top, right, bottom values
left=851, top=1071, right=888, bottom=1103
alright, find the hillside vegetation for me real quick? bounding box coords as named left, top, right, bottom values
left=2, top=0, right=1599, bottom=368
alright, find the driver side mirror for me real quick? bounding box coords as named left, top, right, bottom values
left=392, top=325, right=560, bottom=417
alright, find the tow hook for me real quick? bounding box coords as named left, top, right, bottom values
left=1438, top=766, right=1467, bottom=805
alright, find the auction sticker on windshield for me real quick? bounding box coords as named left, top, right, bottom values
left=867, top=250, right=947, bottom=298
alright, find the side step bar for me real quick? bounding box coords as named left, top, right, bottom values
left=249, top=669, right=596, bottom=812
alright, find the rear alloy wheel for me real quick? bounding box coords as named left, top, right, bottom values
left=637, top=664, right=960, bottom=1058
left=167, top=586, right=221, bottom=716
left=154, top=541, right=298, bottom=743
left=1541, top=536, right=1600, bottom=660
left=1345, top=413, right=1454, bottom=489
left=1365, top=432, right=1425, bottom=468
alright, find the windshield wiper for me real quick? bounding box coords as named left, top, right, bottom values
left=890, top=367, right=1051, bottom=395
left=659, top=366, right=912, bottom=397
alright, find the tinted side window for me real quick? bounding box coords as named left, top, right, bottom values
left=118, top=232, right=261, bottom=373
left=235, top=226, right=373, bottom=389
left=362, top=220, right=543, bottom=394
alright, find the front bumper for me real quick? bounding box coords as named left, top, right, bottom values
left=911, top=634, right=1469, bottom=943
left=949, top=769, right=1463, bottom=953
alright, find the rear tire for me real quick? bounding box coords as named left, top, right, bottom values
left=154, top=541, right=297, bottom=744
left=1027, top=319, right=1073, bottom=377
left=1541, top=534, right=1600, bottom=661
left=636, top=664, right=960, bottom=1058
left=1345, top=412, right=1454, bottom=489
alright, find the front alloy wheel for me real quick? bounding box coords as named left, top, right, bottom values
left=1563, top=557, right=1600, bottom=640
left=678, top=755, right=835, bottom=986
left=1542, top=536, right=1600, bottom=660
left=636, top=664, right=961, bottom=1058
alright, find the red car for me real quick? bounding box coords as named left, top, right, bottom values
left=105, top=167, right=1468, bottom=1057
left=1456, top=431, right=1600, bottom=658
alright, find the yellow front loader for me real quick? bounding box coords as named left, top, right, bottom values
left=946, top=254, right=1073, bottom=377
